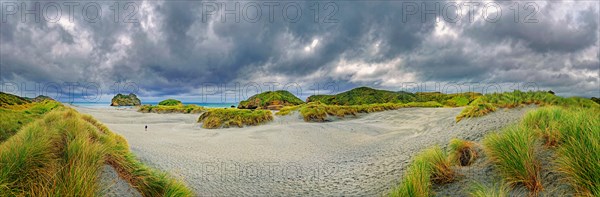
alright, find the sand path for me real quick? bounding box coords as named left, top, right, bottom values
left=74, top=106, right=531, bottom=196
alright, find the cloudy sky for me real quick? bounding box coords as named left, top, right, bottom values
left=0, top=0, right=598, bottom=102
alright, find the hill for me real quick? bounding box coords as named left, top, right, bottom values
left=238, top=90, right=304, bottom=110
left=110, top=93, right=141, bottom=106
left=158, top=99, right=182, bottom=106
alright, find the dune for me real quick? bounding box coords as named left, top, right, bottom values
left=73, top=106, right=533, bottom=196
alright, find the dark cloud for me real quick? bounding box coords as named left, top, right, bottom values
left=0, top=0, right=598, bottom=101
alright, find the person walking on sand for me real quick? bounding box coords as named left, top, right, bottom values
left=145, top=125, right=148, bottom=131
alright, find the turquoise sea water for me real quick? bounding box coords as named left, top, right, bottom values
left=68, top=102, right=238, bottom=109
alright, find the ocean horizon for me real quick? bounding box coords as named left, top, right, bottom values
left=67, top=102, right=238, bottom=109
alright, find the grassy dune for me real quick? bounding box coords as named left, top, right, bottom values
left=456, top=91, right=598, bottom=121
left=138, top=104, right=206, bottom=114
left=0, top=98, right=60, bottom=142
left=389, top=106, right=599, bottom=196
left=0, top=98, right=193, bottom=196
left=277, top=101, right=443, bottom=122
left=198, top=108, right=273, bottom=129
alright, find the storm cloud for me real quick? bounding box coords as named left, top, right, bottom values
left=0, top=0, right=598, bottom=102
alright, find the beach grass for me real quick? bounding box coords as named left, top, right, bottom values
left=138, top=104, right=206, bottom=114
left=284, top=101, right=443, bottom=122
left=0, top=107, right=193, bottom=196
left=448, top=138, right=479, bottom=166
left=468, top=181, right=510, bottom=197
left=456, top=90, right=599, bottom=122
left=482, top=125, right=542, bottom=194
left=198, top=108, right=274, bottom=129
left=389, top=157, right=431, bottom=197
left=389, top=146, right=455, bottom=196
left=0, top=100, right=61, bottom=142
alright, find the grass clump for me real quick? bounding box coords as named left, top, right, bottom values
left=448, top=138, right=479, bottom=166
left=469, top=182, right=510, bottom=197
left=390, top=159, right=431, bottom=197
left=138, top=104, right=206, bottom=114
left=483, top=125, right=542, bottom=194
left=198, top=108, right=273, bottom=129
left=390, top=146, right=455, bottom=196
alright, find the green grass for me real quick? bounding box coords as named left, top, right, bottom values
left=198, top=108, right=274, bottom=129
left=138, top=104, right=206, bottom=114
left=0, top=107, right=193, bottom=196
left=158, top=99, right=183, bottom=106
left=389, top=146, right=455, bottom=196
left=0, top=100, right=61, bottom=142
left=483, top=125, right=542, bottom=194
left=456, top=91, right=599, bottom=122
left=286, top=101, right=442, bottom=122
left=469, top=182, right=510, bottom=197
left=448, top=138, right=479, bottom=166
left=521, top=107, right=600, bottom=196
left=238, top=90, right=304, bottom=109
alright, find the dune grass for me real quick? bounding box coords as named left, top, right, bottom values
left=468, top=181, right=510, bottom=197
left=456, top=90, right=599, bottom=122
left=448, top=138, right=479, bottom=166
left=284, top=101, right=442, bottom=122
left=198, top=108, right=273, bottom=129
left=390, top=146, right=455, bottom=196
left=138, top=104, right=206, bottom=114
left=0, top=100, right=61, bottom=142
left=482, top=125, right=543, bottom=194
left=520, top=107, right=600, bottom=196
left=0, top=107, right=193, bottom=196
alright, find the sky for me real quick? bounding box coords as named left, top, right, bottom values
left=0, top=0, right=598, bottom=103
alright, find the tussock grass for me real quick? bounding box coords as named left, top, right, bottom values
left=448, top=138, right=479, bottom=166
left=390, top=159, right=431, bottom=197
left=469, top=182, right=510, bottom=197
left=275, top=105, right=301, bottom=116
left=0, top=100, right=60, bottom=142
left=0, top=108, right=193, bottom=196
left=456, top=90, right=599, bottom=122
left=483, top=125, right=542, bottom=194
left=390, top=146, right=455, bottom=196
left=198, top=108, right=273, bottom=129
left=290, top=101, right=442, bottom=122
left=138, top=104, right=206, bottom=114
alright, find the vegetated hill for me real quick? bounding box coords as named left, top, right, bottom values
left=592, top=97, right=600, bottom=104
left=28, top=95, right=55, bottom=102
left=158, top=99, right=182, bottom=106
left=0, top=92, right=31, bottom=107
left=238, top=90, right=304, bottom=110
left=0, top=92, right=61, bottom=142
left=306, top=87, right=417, bottom=105
left=110, top=93, right=141, bottom=106
left=306, top=87, right=483, bottom=106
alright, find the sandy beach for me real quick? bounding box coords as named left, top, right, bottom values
left=74, top=106, right=533, bottom=196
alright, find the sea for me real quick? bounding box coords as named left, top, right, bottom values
left=67, top=102, right=238, bottom=109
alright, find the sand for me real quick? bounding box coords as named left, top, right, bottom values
left=73, top=106, right=533, bottom=196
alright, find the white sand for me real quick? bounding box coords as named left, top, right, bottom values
left=74, top=106, right=532, bottom=196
